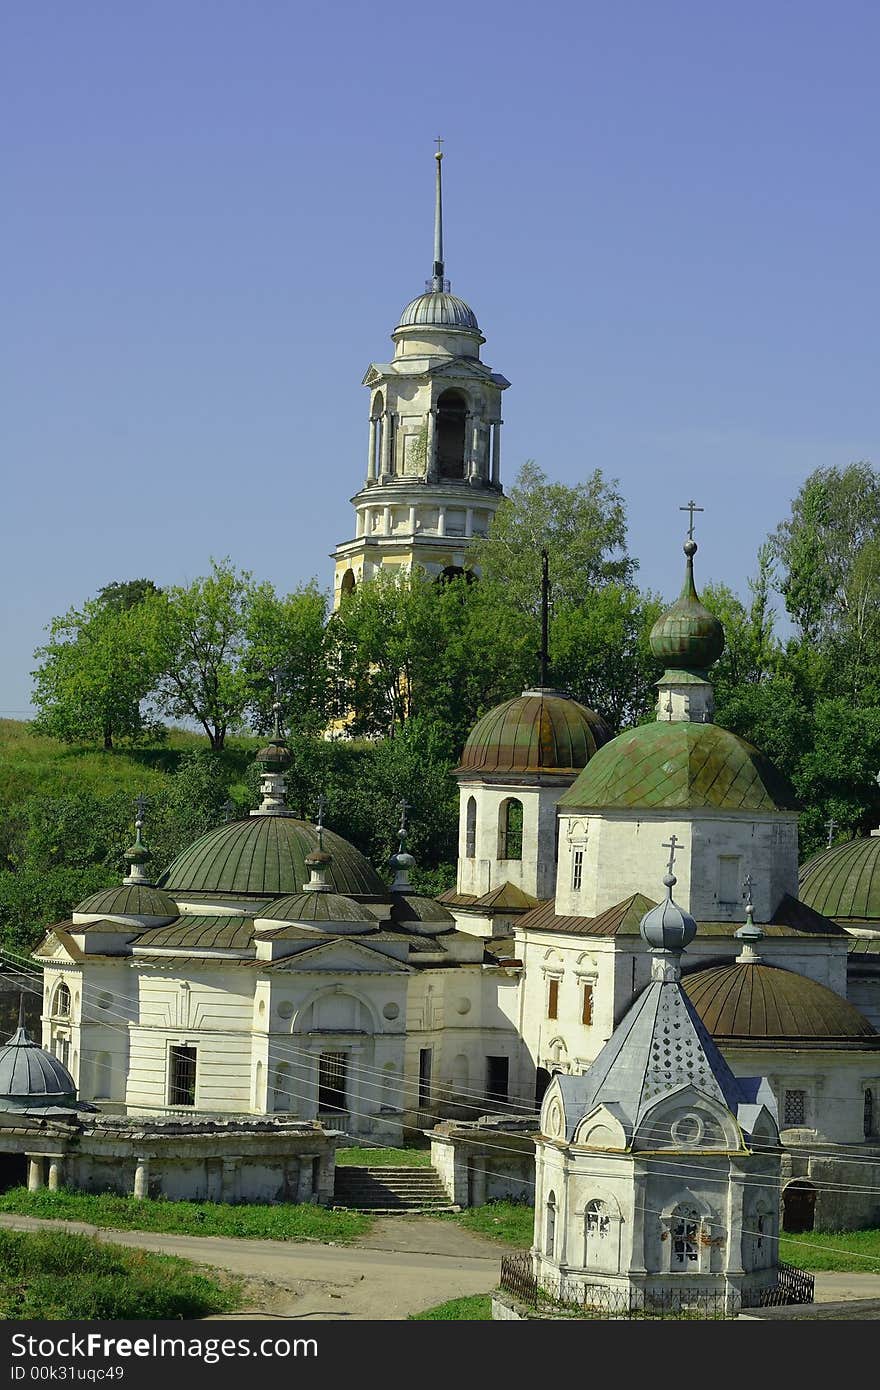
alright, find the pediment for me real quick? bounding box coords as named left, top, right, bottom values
left=425, top=359, right=495, bottom=383
left=33, top=931, right=81, bottom=963
left=635, top=1084, right=743, bottom=1152
left=266, top=938, right=412, bottom=974
left=362, top=364, right=393, bottom=387
left=573, top=1102, right=630, bottom=1151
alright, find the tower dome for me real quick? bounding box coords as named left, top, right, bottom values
left=799, top=834, right=880, bottom=926
left=457, top=690, right=611, bottom=777
left=396, top=291, right=480, bottom=333
left=650, top=538, right=725, bottom=675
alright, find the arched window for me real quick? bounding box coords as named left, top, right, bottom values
left=437, top=565, right=476, bottom=585
left=436, top=389, right=468, bottom=480
left=340, top=569, right=356, bottom=600
left=865, top=1088, right=875, bottom=1139
left=51, top=983, right=71, bottom=1019
left=545, top=1192, right=557, bottom=1257
left=671, top=1205, right=700, bottom=1267
left=465, top=796, right=477, bottom=858
left=584, top=1199, right=611, bottom=1266
left=499, top=799, right=523, bottom=860
left=273, top=1063, right=291, bottom=1112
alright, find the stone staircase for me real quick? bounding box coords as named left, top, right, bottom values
left=333, top=1164, right=457, bottom=1213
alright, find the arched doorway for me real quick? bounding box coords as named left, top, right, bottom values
left=782, top=1180, right=817, bottom=1233
left=340, top=569, right=356, bottom=599
left=436, top=390, right=467, bottom=479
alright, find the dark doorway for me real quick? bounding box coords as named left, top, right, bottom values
left=486, top=1055, right=509, bottom=1106
left=0, top=1153, right=27, bottom=1194
left=535, top=1067, right=552, bottom=1106
left=418, top=1048, right=432, bottom=1108
left=436, top=390, right=467, bottom=479
left=318, top=1051, right=348, bottom=1113
left=782, top=1180, right=817, bottom=1233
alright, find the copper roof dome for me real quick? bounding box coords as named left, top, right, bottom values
left=682, top=962, right=879, bottom=1045
left=457, top=689, right=611, bottom=778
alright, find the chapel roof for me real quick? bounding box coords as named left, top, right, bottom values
left=558, top=719, right=800, bottom=815
left=681, top=961, right=879, bottom=1047
left=74, top=883, right=178, bottom=920
left=457, top=689, right=610, bottom=778
left=0, top=1015, right=78, bottom=1112
left=517, top=893, right=847, bottom=938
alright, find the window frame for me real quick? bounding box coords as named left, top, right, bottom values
left=167, top=1044, right=198, bottom=1108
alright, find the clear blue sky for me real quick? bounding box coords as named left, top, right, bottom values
left=3, top=1, right=879, bottom=716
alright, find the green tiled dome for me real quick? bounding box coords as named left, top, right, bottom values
left=158, top=817, right=386, bottom=898
left=457, top=689, right=611, bottom=777
left=75, top=884, right=178, bottom=919
left=558, top=720, right=800, bottom=814
left=650, top=541, right=725, bottom=674
left=683, top=962, right=878, bottom=1044
left=799, top=835, right=880, bottom=922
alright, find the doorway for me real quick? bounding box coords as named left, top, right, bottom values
left=0, top=1153, right=27, bottom=1194
left=486, top=1055, right=509, bottom=1106
left=318, top=1052, right=348, bottom=1113
left=418, top=1048, right=432, bottom=1109
left=782, top=1180, right=817, bottom=1233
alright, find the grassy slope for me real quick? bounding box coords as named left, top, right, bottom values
left=0, top=1227, right=239, bottom=1320
left=410, top=1294, right=494, bottom=1320
left=0, top=718, right=257, bottom=804
left=779, top=1229, right=880, bottom=1273
left=335, top=1146, right=432, bottom=1167
left=0, top=1188, right=372, bottom=1243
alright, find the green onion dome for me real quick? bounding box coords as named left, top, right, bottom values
left=158, top=816, right=387, bottom=899
left=799, top=835, right=880, bottom=924
left=649, top=540, right=725, bottom=674
left=559, top=721, right=800, bottom=814
left=457, top=689, right=611, bottom=777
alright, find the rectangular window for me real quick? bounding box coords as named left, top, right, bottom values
left=486, top=1055, right=509, bottom=1105
left=418, top=1047, right=432, bottom=1108
left=718, top=855, right=741, bottom=904
left=572, top=848, right=584, bottom=892
left=784, top=1089, right=806, bottom=1126
left=582, top=983, right=594, bottom=1026
left=318, top=1051, right=348, bottom=1113
left=547, top=978, right=559, bottom=1020
left=168, top=1045, right=197, bottom=1107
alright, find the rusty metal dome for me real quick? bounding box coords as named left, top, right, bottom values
left=457, top=689, right=611, bottom=778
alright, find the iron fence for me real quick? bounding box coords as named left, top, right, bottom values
left=499, top=1252, right=814, bottom=1319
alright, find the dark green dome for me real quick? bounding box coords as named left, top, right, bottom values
left=799, top=835, right=880, bottom=923
left=74, top=883, right=178, bottom=920
left=158, top=817, right=386, bottom=898
left=650, top=541, right=725, bottom=673
left=256, top=893, right=377, bottom=924
left=457, top=689, right=611, bottom=777
left=559, top=720, right=800, bottom=814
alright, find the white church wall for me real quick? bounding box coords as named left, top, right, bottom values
left=556, top=810, right=799, bottom=922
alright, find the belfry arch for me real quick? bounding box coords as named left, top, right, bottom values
left=436, top=389, right=468, bottom=480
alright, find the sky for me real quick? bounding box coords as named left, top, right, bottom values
left=2, top=1, right=879, bottom=717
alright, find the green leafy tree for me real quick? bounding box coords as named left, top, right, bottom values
left=245, top=581, right=331, bottom=736
left=550, top=585, right=663, bottom=732
left=31, top=588, right=164, bottom=749
left=468, top=461, right=635, bottom=611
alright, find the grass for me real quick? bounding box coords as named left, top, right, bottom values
left=780, top=1228, right=880, bottom=1273
left=0, top=718, right=258, bottom=805
left=336, top=1146, right=432, bottom=1167
left=439, top=1199, right=534, bottom=1247
left=0, top=1187, right=372, bottom=1243
left=0, top=1227, right=240, bottom=1320
left=409, top=1293, right=494, bottom=1320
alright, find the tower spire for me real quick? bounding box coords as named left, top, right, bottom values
left=431, top=139, right=446, bottom=292
left=539, top=548, right=550, bottom=688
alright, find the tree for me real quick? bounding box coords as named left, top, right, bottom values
left=468, top=461, right=636, bottom=611
left=31, top=587, right=164, bottom=749
left=550, top=585, right=663, bottom=732
left=244, top=581, right=331, bottom=736
left=152, top=560, right=256, bottom=752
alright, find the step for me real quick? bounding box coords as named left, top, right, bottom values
left=333, top=1162, right=452, bottom=1212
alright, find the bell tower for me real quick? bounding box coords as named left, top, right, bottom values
left=332, top=146, right=510, bottom=605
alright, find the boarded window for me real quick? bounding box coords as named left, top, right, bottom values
left=783, top=1089, right=806, bottom=1126
left=865, top=1089, right=875, bottom=1139
left=572, top=848, right=584, bottom=892
left=582, top=983, right=594, bottom=1025
left=168, top=1046, right=197, bottom=1107
left=718, top=855, right=741, bottom=904
left=465, top=796, right=477, bottom=858
left=547, top=978, right=559, bottom=1020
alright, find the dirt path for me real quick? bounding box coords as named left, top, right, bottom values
left=0, top=1212, right=501, bottom=1320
